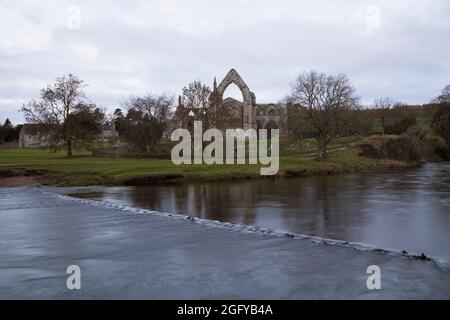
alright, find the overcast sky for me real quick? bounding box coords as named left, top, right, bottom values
left=1, top=0, right=449, bottom=124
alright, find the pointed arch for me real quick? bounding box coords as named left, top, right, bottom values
left=212, top=69, right=256, bottom=130
left=216, top=69, right=250, bottom=96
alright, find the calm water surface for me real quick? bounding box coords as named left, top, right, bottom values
left=72, top=163, right=450, bottom=261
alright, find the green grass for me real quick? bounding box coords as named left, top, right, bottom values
left=416, top=117, right=432, bottom=130
left=293, top=138, right=317, bottom=148
left=288, top=136, right=362, bottom=148
left=331, top=136, right=363, bottom=145
left=0, top=147, right=412, bottom=186
left=282, top=136, right=365, bottom=156
left=371, top=119, right=384, bottom=135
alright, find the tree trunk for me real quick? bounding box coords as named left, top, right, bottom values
left=67, top=140, right=73, bottom=159
left=317, top=138, right=328, bottom=161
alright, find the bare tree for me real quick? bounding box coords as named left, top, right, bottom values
left=118, top=93, right=175, bottom=152
left=21, top=74, right=103, bottom=158
left=179, top=80, right=234, bottom=129
left=121, top=93, right=174, bottom=131
left=373, top=97, right=394, bottom=135
left=180, top=81, right=212, bottom=127
left=289, top=71, right=360, bottom=160
left=432, top=85, right=450, bottom=104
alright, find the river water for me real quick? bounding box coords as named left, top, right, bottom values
left=71, top=163, right=450, bottom=262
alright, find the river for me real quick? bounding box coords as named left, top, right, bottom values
left=71, top=163, right=450, bottom=262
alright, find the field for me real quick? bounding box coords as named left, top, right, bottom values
left=0, top=146, right=413, bottom=186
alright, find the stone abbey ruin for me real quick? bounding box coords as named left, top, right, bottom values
left=176, top=69, right=288, bottom=135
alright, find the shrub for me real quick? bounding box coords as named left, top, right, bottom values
left=385, top=117, right=417, bottom=135
left=360, top=129, right=447, bottom=162
left=432, top=103, right=450, bottom=145
left=435, top=146, right=450, bottom=160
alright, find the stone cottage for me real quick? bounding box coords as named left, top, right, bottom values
left=18, top=124, right=50, bottom=148
left=18, top=123, right=119, bottom=148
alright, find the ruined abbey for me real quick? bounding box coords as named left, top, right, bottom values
left=176, top=69, right=288, bottom=136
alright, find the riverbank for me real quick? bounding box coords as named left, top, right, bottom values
left=1, top=187, right=449, bottom=299
left=0, top=147, right=416, bottom=186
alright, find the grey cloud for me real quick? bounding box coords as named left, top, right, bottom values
left=0, top=0, right=449, bottom=124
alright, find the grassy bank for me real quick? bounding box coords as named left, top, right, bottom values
left=0, top=147, right=414, bottom=186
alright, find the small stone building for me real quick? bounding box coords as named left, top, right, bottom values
left=18, top=123, right=119, bottom=148
left=18, top=124, right=50, bottom=148
left=98, top=123, right=119, bottom=142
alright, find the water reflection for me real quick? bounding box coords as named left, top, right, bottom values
left=72, top=163, right=450, bottom=261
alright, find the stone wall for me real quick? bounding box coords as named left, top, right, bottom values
left=18, top=125, right=50, bottom=148
left=256, top=103, right=288, bottom=136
